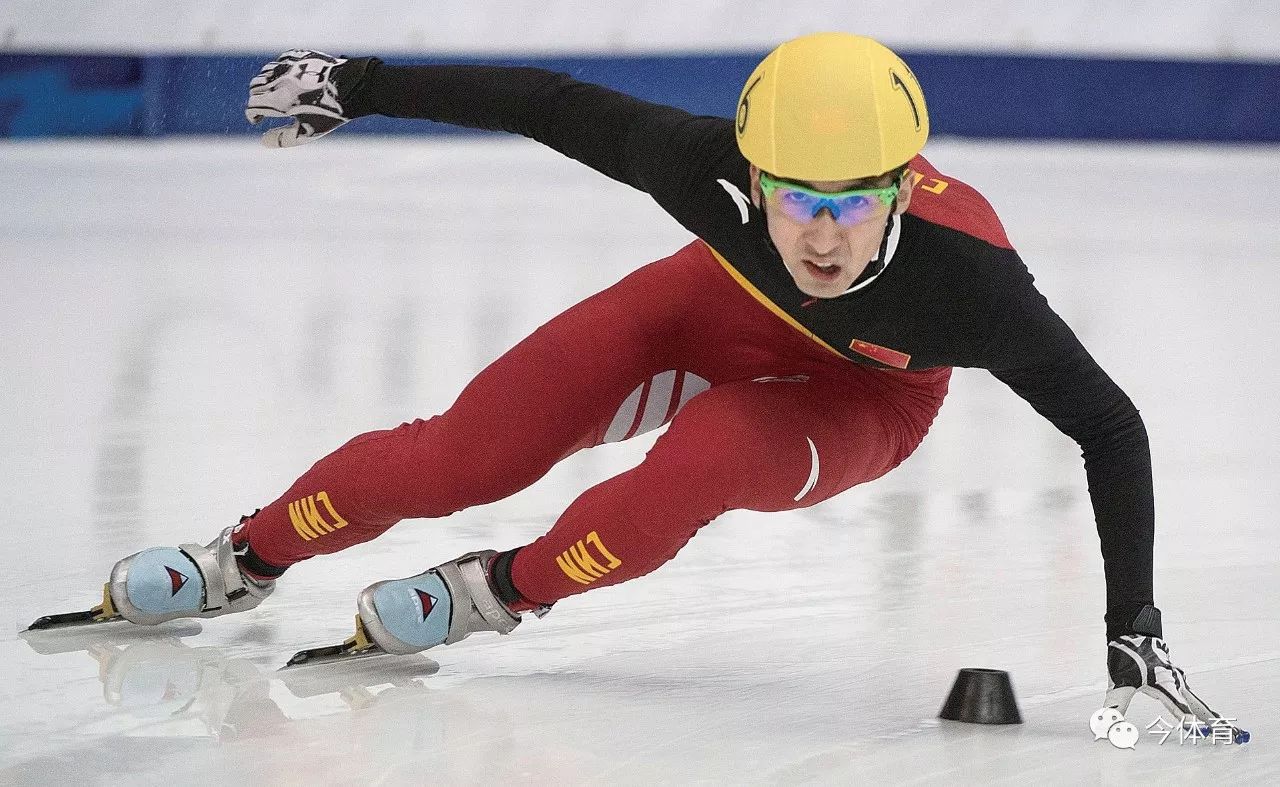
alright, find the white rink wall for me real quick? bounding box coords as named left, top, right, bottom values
left=5, top=0, right=1279, bottom=59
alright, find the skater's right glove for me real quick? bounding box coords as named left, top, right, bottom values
left=245, top=49, right=375, bottom=148
left=1103, top=612, right=1249, bottom=743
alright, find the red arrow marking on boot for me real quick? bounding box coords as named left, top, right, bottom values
left=416, top=589, right=437, bottom=620
left=166, top=566, right=189, bottom=596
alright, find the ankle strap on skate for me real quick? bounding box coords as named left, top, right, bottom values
left=438, top=552, right=522, bottom=640
left=179, top=527, right=256, bottom=612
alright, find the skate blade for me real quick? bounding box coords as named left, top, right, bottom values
left=25, top=584, right=124, bottom=630
left=280, top=614, right=387, bottom=669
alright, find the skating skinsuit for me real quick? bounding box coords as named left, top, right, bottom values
left=237, top=63, right=1154, bottom=639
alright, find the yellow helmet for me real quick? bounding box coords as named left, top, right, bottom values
left=735, top=32, right=929, bottom=182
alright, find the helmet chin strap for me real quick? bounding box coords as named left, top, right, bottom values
left=841, top=172, right=906, bottom=293
left=849, top=211, right=896, bottom=286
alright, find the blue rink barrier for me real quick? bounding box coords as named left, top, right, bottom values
left=1, top=50, right=1277, bottom=141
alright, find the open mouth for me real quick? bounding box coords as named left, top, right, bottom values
left=803, top=259, right=842, bottom=281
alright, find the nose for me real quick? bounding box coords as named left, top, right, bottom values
left=803, top=208, right=843, bottom=254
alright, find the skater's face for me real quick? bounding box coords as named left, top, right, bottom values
left=751, top=166, right=914, bottom=299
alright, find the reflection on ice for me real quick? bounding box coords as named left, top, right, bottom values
left=21, top=622, right=441, bottom=739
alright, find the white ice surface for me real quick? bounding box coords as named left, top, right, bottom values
left=0, top=138, right=1278, bottom=784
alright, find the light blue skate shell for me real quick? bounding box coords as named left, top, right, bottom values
left=125, top=548, right=205, bottom=617
left=371, top=572, right=453, bottom=649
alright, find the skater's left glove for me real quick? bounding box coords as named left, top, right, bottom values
left=1103, top=605, right=1249, bottom=744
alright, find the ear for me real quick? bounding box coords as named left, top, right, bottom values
left=893, top=168, right=915, bottom=216
left=749, top=164, right=763, bottom=209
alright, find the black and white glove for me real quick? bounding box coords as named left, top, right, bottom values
left=1104, top=606, right=1249, bottom=743
left=245, top=50, right=364, bottom=148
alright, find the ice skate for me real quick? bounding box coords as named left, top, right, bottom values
left=26, top=525, right=274, bottom=631
left=285, top=550, right=542, bottom=667
left=107, top=525, right=276, bottom=625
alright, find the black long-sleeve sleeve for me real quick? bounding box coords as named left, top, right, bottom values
left=983, top=269, right=1155, bottom=640
left=342, top=61, right=739, bottom=240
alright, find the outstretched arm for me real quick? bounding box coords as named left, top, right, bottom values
left=345, top=61, right=732, bottom=194
left=984, top=263, right=1247, bottom=739
left=981, top=267, right=1154, bottom=639
left=988, top=327, right=1155, bottom=641
left=246, top=51, right=740, bottom=235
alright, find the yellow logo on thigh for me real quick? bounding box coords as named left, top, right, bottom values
left=556, top=531, right=622, bottom=586
left=288, top=491, right=348, bottom=541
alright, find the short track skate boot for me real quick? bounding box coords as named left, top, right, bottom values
left=284, top=550, right=550, bottom=666
left=108, top=526, right=275, bottom=625
left=359, top=550, right=539, bottom=655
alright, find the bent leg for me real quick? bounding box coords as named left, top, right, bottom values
left=510, top=374, right=924, bottom=605
left=237, top=252, right=703, bottom=574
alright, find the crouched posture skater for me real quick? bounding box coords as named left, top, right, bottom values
left=100, top=34, right=1242, bottom=732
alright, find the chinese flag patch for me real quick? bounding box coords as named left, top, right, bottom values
left=849, top=339, right=911, bottom=369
